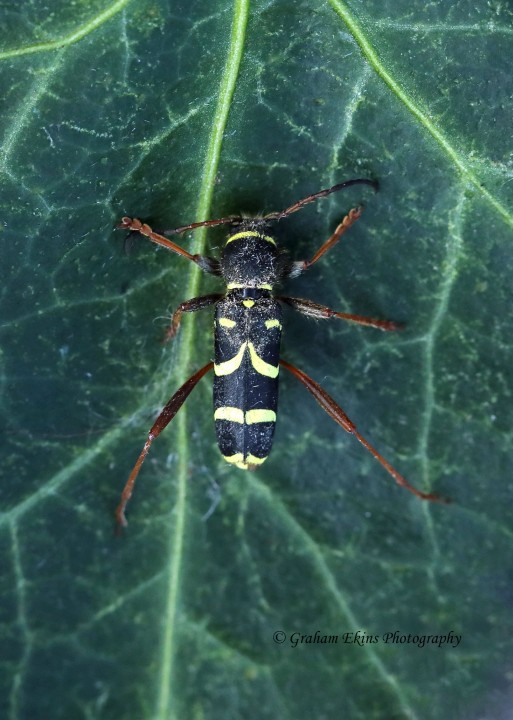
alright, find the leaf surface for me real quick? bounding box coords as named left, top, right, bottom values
left=1, top=1, right=512, bottom=718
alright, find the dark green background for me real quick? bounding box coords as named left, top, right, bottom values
left=1, top=1, right=512, bottom=718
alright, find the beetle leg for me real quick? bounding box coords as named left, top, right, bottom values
left=116, top=361, right=214, bottom=528
left=118, top=217, right=220, bottom=274
left=279, top=359, right=450, bottom=504
left=285, top=207, right=364, bottom=278
left=265, top=178, right=378, bottom=220
left=164, top=293, right=224, bottom=342
left=277, top=295, right=403, bottom=331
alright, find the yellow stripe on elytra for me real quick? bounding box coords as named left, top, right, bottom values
left=218, top=317, right=236, bottom=328
left=226, top=230, right=276, bottom=246
left=248, top=342, right=279, bottom=378
left=214, top=407, right=244, bottom=423
left=245, top=454, right=267, bottom=465
left=214, top=341, right=279, bottom=378
left=265, top=319, right=282, bottom=330
left=215, top=408, right=276, bottom=425
left=214, top=342, right=247, bottom=376
left=245, top=409, right=276, bottom=424
left=223, top=453, right=245, bottom=465
left=222, top=453, right=268, bottom=470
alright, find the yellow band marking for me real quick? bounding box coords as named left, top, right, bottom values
left=215, top=408, right=276, bottom=425
left=223, top=456, right=251, bottom=470
left=214, top=407, right=244, bottom=423
left=223, top=453, right=245, bottom=465
left=245, top=454, right=267, bottom=465
left=245, top=409, right=276, bottom=424
left=226, top=230, right=276, bottom=246
left=214, top=342, right=247, bottom=375
left=224, top=453, right=268, bottom=470
left=264, top=319, right=282, bottom=330
left=218, top=317, right=236, bottom=328
left=214, top=342, right=279, bottom=377
left=248, top=342, right=279, bottom=378
left=242, top=299, right=255, bottom=308
left=227, top=283, right=272, bottom=291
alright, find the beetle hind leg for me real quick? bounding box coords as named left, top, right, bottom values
left=116, top=362, right=214, bottom=529
left=279, top=359, right=450, bottom=504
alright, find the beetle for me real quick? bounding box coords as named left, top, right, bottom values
left=116, top=179, right=448, bottom=526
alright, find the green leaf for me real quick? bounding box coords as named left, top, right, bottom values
left=1, top=1, right=512, bottom=718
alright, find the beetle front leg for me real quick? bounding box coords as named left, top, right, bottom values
left=285, top=207, right=364, bottom=278
left=118, top=217, right=220, bottom=274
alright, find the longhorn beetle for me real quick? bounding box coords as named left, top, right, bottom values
left=116, top=178, right=448, bottom=526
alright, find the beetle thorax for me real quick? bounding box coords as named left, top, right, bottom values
left=221, top=228, right=281, bottom=289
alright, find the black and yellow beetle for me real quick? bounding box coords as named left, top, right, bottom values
left=116, top=179, right=447, bottom=526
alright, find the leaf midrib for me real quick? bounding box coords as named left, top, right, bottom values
left=156, top=0, right=251, bottom=717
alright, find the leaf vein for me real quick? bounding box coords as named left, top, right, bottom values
left=329, top=0, right=513, bottom=230
left=0, top=0, right=133, bottom=59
